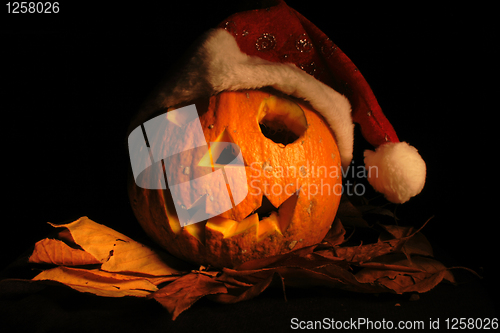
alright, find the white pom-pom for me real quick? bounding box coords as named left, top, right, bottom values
left=364, top=142, right=426, bottom=203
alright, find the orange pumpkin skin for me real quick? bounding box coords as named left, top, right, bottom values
left=128, top=90, right=342, bottom=268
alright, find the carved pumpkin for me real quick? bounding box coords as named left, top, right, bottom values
left=128, top=90, right=342, bottom=268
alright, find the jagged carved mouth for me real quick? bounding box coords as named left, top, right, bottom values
left=163, top=187, right=299, bottom=245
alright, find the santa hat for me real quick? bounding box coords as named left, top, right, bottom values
left=132, top=0, right=426, bottom=204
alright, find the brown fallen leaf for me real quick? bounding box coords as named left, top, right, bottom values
left=336, top=197, right=370, bottom=227
left=322, top=217, right=434, bottom=263
left=33, top=266, right=159, bottom=297
left=379, top=224, right=414, bottom=239
left=210, top=271, right=284, bottom=304
left=328, top=237, right=406, bottom=263
left=49, top=217, right=186, bottom=276
left=354, top=262, right=425, bottom=273
left=321, top=217, right=346, bottom=246
left=101, top=242, right=184, bottom=276
left=275, top=265, right=391, bottom=293
left=400, top=232, right=434, bottom=258
left=379, top=220, right=434, bottom=259
left=355, top=254, right=455, bottom=294
left=29, top=238, right=100, bottom=266
left=150, top=272, right=227, bottom=320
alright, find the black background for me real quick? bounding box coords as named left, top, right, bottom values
left=1, top=1, right=497, bottom=331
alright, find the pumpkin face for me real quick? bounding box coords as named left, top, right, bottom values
left=128, top=90, right=342, bottom=268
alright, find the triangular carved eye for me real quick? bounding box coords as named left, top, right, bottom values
left=215, top=143, right=239, bottom=165
left=198, top=128, right=246, bottom=169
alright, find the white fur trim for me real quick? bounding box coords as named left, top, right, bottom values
left=364, top=142, right=426, bottom=203
left=146, top=29, right=353, bottom=167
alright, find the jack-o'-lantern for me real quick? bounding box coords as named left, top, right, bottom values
left=128, top=89, right=342, bottom=268
left=127, top=1, right=426, bottom=269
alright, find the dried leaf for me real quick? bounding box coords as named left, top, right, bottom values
left=150, top=272, right=227, bottom=320
left=358, top=205, right=396, bottom=219
left=379, top=224, right=413, bottom=239
left=355, top=255, right=455, bottom=294
left=275, top=265, right=390, bottom=293
left=32, top=266, right=159, bottom=297
left=327, top=218, right=434, bottom=263
left=49, top=217, right=185, bottom=276
left=322, top=217, right=346, bottom=246
left=101, top=242, right=183, bottom=276
left=235, top=244, right=317, bottom=270
left=355, top=262, right=424, bottom=273
left=331, top=238, right=405, bottom=262
left=336, top=197, right=370, bottom=227
left=210, top=271, right=282, bottom=304
left=379, top=223, right=434, bottom=259
left=48, top=217, right=130, bottom=262
left=29, top=238, right=100, bottom=266
left=407, top=256, right=455, bottom=284
left=401, top=232, right=434, bottom=258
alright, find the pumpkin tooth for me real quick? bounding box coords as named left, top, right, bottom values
left=257, top=212, right=282, bottom=241
left=206, top=213, right=259, bottom=239
left=232, top=213, right=259, bottom=236
left=277, top=191, right=299, bottom=233
left=205, top=216, right=238, bottom=238
left=184, top=222, right=206, bottom=245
